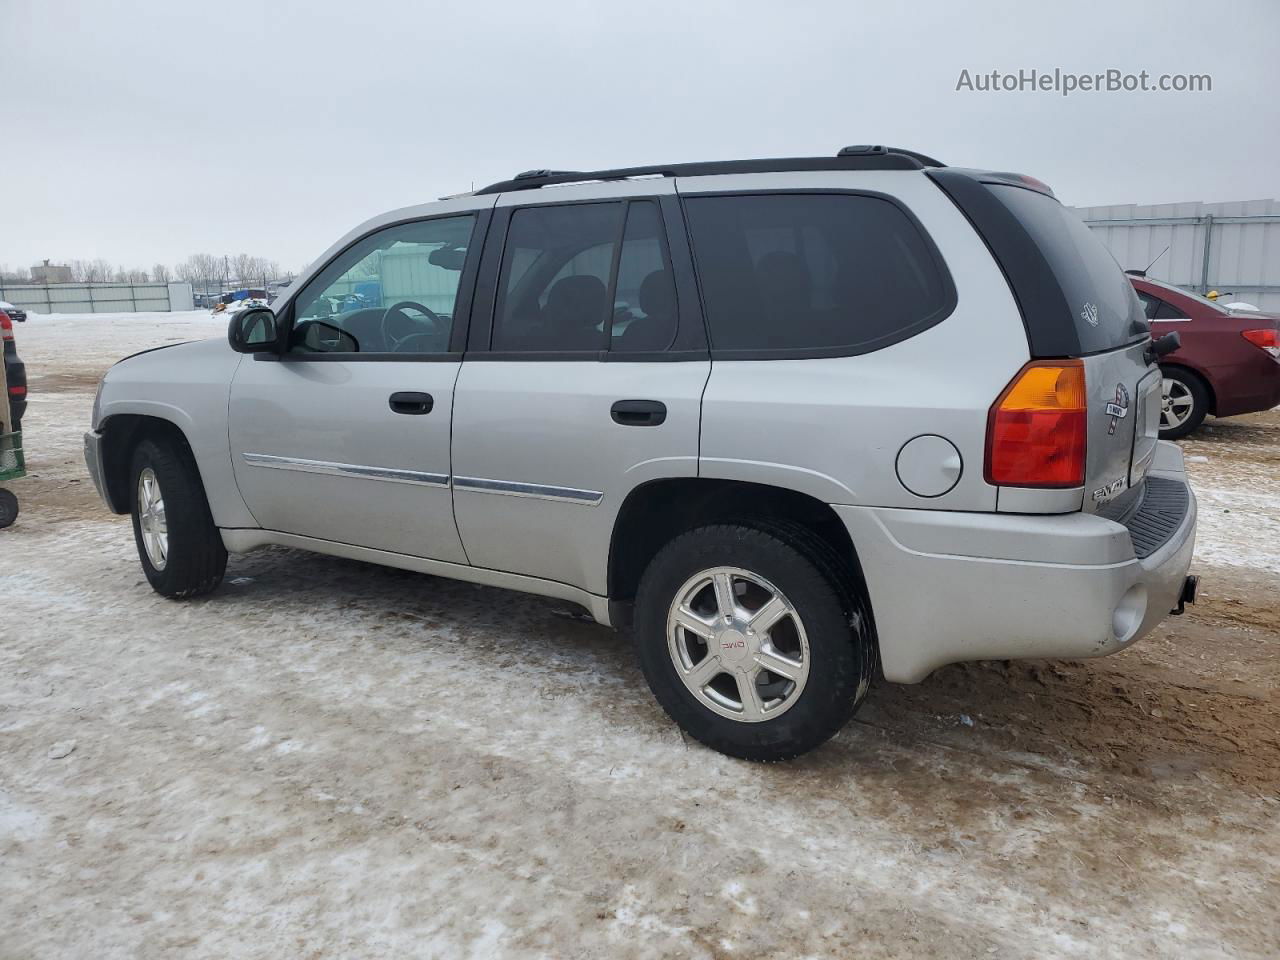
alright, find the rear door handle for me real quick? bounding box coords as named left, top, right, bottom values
left=389, top=391, right=434, bottom=415
left=611, top=399, right=666, bottom=426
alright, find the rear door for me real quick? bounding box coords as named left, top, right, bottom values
left=450, top=183, right=710, bottom=595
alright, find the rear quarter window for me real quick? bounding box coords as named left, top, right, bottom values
left=682, top=193, right=955, bottom=357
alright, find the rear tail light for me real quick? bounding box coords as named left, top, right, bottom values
left=0, top=312, right=12, bottom=341
left=985, top=360, right=1087, bottom=488
left=1242, top=328, right=1280, bottom=359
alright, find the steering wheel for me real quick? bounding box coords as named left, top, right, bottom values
left=380, top=300, right=444, bottom=351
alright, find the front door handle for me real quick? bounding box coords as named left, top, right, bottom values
left=611, top=399, right=667, bottom=426
left=389, top=391, right=434, bottom=415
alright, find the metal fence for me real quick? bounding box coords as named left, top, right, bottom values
left=1071, top=199, right=1280, bottom=312
left=0, top=281, right=194, bottom=314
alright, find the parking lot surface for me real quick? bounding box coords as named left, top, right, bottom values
left=2, top=314, right=1278, bottom=959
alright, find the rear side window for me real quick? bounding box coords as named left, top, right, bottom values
left=493, top=203, right=622, bottom=352
left=491, top=200, right=682, bottom=354
left=988, top=185, right=1148, bottom=353
left=682, top=193, right=954, bottom=355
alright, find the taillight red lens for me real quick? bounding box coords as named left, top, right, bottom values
left=985, top=360, right=1087, bottom=488
left=1242, top=328, right=1280, bottom=358
left=0, top=312, right=12, bottom=341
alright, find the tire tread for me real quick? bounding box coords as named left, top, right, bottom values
left=130, top=436, right=227, bottom=598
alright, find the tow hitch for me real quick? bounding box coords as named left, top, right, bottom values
left=1171, top=575, right=1199, bottom=616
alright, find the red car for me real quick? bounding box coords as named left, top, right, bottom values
left=1129, top=275, right=1280, bottom=438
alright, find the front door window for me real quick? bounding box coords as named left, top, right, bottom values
left=291, top=215, right=476, bottom=354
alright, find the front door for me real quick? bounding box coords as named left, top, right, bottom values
left=228, top=207, right=488, bottom=562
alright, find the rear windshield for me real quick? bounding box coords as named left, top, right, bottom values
left=990, top=185, right=1148, bottom=354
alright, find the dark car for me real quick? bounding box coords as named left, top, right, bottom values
left=1, top=310, right=26, bottom=431
left=0, top=300, right=27, bottom=323
left=1129, top=275, right=1280, bottom=438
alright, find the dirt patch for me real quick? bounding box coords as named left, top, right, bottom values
left=27, top=370, right=109, bottom=394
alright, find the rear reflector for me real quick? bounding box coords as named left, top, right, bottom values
left=985, top=360, right=1087, bottom=488
left=1242, top=328, right=1280, bottom=359
left=8, top=385, right=25, bottom=399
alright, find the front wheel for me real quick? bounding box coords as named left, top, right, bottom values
left=129, top=437, right=227, bottom=598
left=634, top=523, right=875, bottom=761
left=1159, top=368, right=1209, bottom=440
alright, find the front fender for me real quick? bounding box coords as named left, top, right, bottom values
left=96, top=338, right=257, bottom=529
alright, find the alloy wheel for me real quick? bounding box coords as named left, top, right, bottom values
left=666, top=566, right=810, bottom=723
left=1160, top=378, right=1195, bottom=430
left=137, top=467, right=168, bottom=570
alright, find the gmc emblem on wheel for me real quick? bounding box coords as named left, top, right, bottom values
left=1106, top=383, right=1130, bottom=435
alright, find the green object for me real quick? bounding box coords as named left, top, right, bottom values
left=0, top=430, right=24, bottom=483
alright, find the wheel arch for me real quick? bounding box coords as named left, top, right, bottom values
left=98, top=413, right=201, bottom=515
left=607, top=477, right=874, bottom=630
left=1160, top=361, right=1217, bottom=416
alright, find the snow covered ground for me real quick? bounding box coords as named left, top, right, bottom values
left=2, top=313, right=1279, bottom=959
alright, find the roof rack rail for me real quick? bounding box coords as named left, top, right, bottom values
left=473, top=146, right=945, bottom=195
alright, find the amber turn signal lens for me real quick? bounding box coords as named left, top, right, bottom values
left=984, top=360, right=1087, bottom=488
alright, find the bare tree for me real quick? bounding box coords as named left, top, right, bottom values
left=176, top=253, right=220, bottom=285
left=69, top=259, right=110, bottom=282
left=152, top=263, right=171, bottom=282
left=230, top=253, right=257, bottom=285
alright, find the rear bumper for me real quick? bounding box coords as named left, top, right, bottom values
left=837, top=441, right=1197, bottom=683
left=1210, top=355, right=1280, bottom=418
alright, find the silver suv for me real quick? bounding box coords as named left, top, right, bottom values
left=85, top=146, right=1199, bottom=760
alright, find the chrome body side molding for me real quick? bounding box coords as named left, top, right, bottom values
left=452, top=475, right=604, bottom=506
left=242, top=452, right=449, bottom=488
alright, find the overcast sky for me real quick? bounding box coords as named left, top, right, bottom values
left=2, top=0, right=1276, bottom=274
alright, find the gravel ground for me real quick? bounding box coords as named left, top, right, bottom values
left=2, top=313, right=1278, bottom=959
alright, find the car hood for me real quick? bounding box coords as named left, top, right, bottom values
left=113, top=334, right=225, bottom=368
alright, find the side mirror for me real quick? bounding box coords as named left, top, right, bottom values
left=300, top=320, right=359, bottom=353
left=228, top=307, right=283, bottom=354
left=428, top=245, right=467, bottom=271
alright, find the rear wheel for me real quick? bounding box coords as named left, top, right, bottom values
left=129, top=437, right=227, bottom=598
left=1159, top=368, right=1209, bottom=440
left=634, top=523, right=874, bottom=761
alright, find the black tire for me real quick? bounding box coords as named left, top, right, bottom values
left=634, top=522, right=875, bottom=762
left=1158, top=367, right=1210, bottom=440
left=0, top=488, right=17, bottom=528
left=129, top=437, right=227, bottom=598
